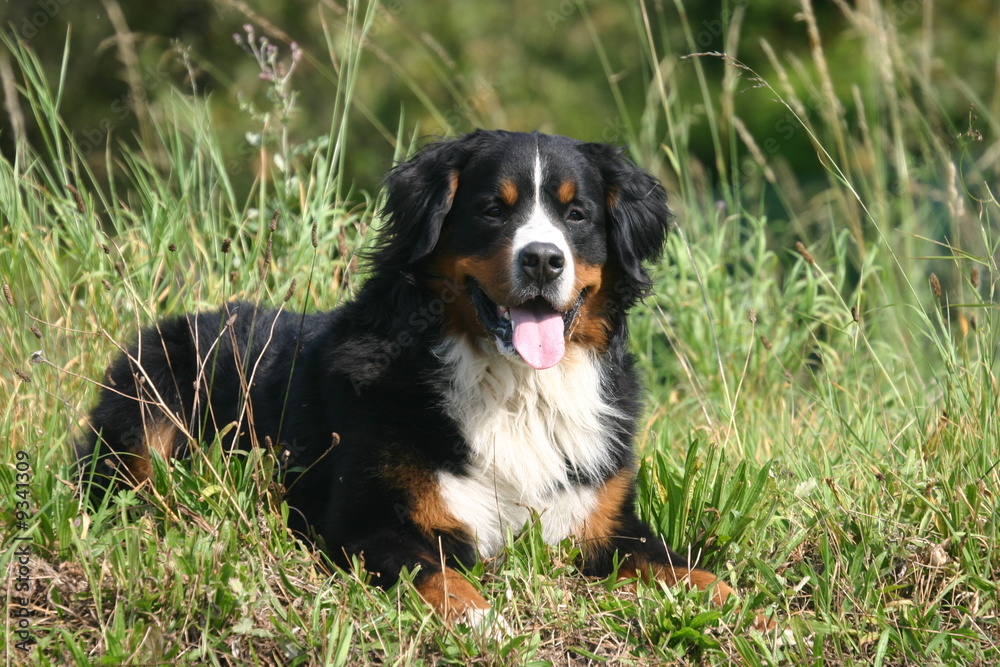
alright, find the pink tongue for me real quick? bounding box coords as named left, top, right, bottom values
left=509, top=306, right=566, bottom=369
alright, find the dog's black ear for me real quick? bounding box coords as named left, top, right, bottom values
left=580, top=142, right=671, bottom=302
left=378, top=133, right=482, bottom=269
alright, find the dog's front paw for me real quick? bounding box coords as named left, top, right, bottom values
left=456, top=605, right=514, bottom=639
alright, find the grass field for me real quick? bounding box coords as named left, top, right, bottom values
left=2, top=1, right=999, bottom=664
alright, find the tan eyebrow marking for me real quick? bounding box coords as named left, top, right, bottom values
left=499, top=179, right=518, bottom=206
left=557, top=179, right=577, bottom=205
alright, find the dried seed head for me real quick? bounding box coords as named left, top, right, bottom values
left=30, top=324, right=42, bottom=339
left=101, top=243, right=110, bottom=254
left=114, top=262, right=124, bottom=278
left=929, top=273, right=942, bottom=298
left=927, top=543, right=950, bottom=567
left=225, top=312, right=238, bottom=327
left=284, top=278, right=297, bottom=302
left=264, top=435, right=273, bottom=449
left=221, top=238, right=232, bottom=254
left=748, top=308, right=757, bottom=324
left=14, top=368, right=31, bottom=383
left=3, top=283, right=13, bottom=306
left=264, top=237, right=272, bottom=265
left=101, top=278, right=112, bottom=290
left=66, top=183, right=86, bottom=213
left=311, top=221, right=318, bottom=248
left=795, top=241, right=815, bottom=265
left=338, top=230, right=348, bottom=258
left=760, top=334, right=773, bottom=350
left=851, top=305, right=860, bottom=323
left=269, top=208, right=280, bottom=232
left=168, top=243, right=177, bottom=252
left=971, top=267, right=980, bottom=288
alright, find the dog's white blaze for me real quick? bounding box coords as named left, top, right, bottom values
left=509, top=148, right=575, bottom=308
left=434, top=336, right=623, bottom=558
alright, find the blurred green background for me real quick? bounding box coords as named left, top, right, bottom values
left=2, top=0, right=996, bottom=199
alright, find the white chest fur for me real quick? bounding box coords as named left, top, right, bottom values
left=434, top=337, right=623, bottom=557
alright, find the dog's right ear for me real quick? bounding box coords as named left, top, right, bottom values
left=378, top=133, right=482, bottom=269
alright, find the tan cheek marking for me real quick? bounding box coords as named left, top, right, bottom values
left=416, top=568, right=491, bottom=623
left=558, top=179, right=577, bottom=205
left=499, top=179, right=518, bottom=206
left=568, top=261, right=615, bottom=351
left=453, top=253, right=513, bottom=296
left=424, top=247, right=514, bottom=338
left=573, top=261, right=604, bottom=294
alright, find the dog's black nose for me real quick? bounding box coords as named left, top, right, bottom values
left=519, top=242, right=565, bottom=284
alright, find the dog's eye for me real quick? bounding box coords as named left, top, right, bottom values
left=485, top=206, right=503, bottom=219
left=567, top=209, right=586, bottom=222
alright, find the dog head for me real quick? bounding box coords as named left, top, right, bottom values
left=377, top=130, right=670, bottom=368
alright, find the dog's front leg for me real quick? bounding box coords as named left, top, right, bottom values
left=341, top=523, right=495, bottom=629
left=576, top=471, right=773, bottom=630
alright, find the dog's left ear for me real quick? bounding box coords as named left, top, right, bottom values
left=378, top=132, right=484, bottom=268
left=580, top=143, right=671, bottom=301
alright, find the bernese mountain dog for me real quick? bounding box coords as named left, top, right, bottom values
left=78, top=129, right=766, bottom=630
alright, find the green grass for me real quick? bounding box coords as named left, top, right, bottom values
left=3, top=1, right=999, bottom=664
